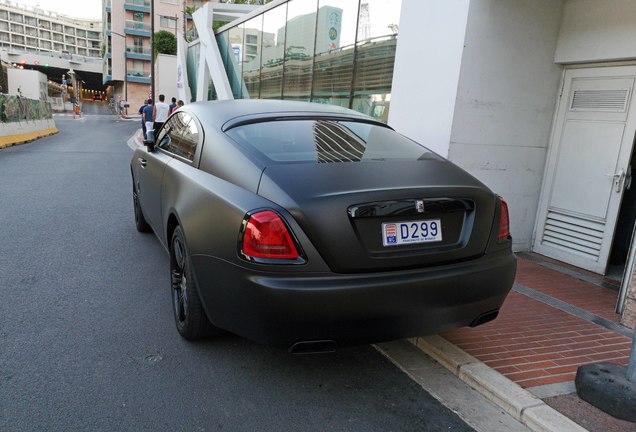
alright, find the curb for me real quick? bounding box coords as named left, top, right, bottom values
left=0, top=127, right=59, bottom=149
left=411, top=336, right=588, bottom=432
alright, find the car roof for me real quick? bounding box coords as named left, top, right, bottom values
left=181, top=100, right=387, bottom=131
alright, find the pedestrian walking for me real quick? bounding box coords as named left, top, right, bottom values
left=153, top=94, right=170, bottom=136
left=176, top=100, right=184, bottom=110
left=143, top=98, right=154, bottom=140
left=138, top=99, right=148, bottom=138
left=169, top=97, right=177, bottom=114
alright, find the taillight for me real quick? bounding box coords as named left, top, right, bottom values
left=241, top=210, right=300, bottom=259
left=498, top=197, right=510, bottom=240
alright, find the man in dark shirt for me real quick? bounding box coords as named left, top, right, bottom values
left=142, top=99, right=154, bottom=140
left=169, top=97, right=177, bottom=113
left=138, top=100, right=148, bottom=137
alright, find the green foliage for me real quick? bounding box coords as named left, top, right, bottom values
left=0, top=61, right=7, bottom=94
left=154, top=30, right=177, bottom=56
left=213, top=20, right=230, bottom=31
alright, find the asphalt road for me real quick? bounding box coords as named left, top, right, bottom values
left=0, top=114, right=477, bottom=431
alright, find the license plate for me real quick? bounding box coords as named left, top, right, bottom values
left=382, top=219, right=442, bottom=246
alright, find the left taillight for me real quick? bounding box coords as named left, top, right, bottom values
left=498, top=197, right=511, bottom=240
left=240, top=210, right=300, bottom=260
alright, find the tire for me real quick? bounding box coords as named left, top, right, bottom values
left=133, top=190, right=151, bottom=233
left=170, top=226, right=219, bottom=340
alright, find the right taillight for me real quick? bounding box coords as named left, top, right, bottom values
left=498, top=197, right=510, bottom=240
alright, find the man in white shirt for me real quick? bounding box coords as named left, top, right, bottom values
left=153, top=94, right=171, bottom=136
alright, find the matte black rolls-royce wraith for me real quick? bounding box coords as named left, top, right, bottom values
left=131, top=100, right=516, bottom=353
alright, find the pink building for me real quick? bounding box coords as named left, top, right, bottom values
left=103, top=0, right=217, bottom=107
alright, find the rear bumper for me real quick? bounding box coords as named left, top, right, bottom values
left=191, top=251, right=516, bottom=349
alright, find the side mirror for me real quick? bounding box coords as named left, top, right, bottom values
left=143, top=139, right=155, bottom=152
left=144, top=129, right=155, bottom=152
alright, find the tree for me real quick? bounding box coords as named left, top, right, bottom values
left=0, top=61, right=7, bottom=94
left=154, top=30, right=177, bottom=56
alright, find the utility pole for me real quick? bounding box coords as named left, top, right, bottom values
left=151, top=0, right=155, bottom=102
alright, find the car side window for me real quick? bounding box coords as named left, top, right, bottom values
left=157, top=113, right=199, bottom=161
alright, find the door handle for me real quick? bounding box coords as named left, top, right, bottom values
left=138, top=158, right=147, bottom=168
left=613, top=169, right=625, bottom=193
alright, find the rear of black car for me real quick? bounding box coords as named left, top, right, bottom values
left=193, top=115, right=516, bottom=350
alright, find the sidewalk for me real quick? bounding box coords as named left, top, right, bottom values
left=412, top=253, right=635, bottom=431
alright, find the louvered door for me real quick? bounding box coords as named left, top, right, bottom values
left=534, top=67, right=636, bottom=274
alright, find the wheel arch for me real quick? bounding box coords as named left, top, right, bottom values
left=167, top=212, right=180, bottom=248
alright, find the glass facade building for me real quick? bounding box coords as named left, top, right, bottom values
left=188, top=0, right=402, bottom=122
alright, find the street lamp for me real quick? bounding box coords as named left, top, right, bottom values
left=111, top=31, right=128, bottom=105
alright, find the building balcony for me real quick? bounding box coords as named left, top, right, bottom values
left=127, top=70, right=151, bottom=83
left=124, top=0, right=151, bottom=13
left=126, top=47, right=152, bottom=60
left=124, top=20, right=151, bottom=36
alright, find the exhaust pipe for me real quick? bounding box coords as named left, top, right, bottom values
left=469, top=309, right=500, bottom=327
left=288, top=340, right=337, bottom=354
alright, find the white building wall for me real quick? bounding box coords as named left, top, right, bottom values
left=8, top=68, right=48, bottom=100
left=556, top=0, right=636, bottom=64
left=447, top=0, right=564, bottom=251
left=388, top=0, right=470, bottom=158
left=155, top=53, right=178, bottom=102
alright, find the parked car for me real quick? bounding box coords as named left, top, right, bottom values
left=131, top=100, right=516, bottom=353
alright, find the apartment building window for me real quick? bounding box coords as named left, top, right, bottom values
left=39, top=20, right=50, bottom=29
left=132, top=59, right=145, bottom=74
left=12, top=35, right=24, bottom=45
left=26, top=37, right=37, bottom=47
left=53, top=34, right=63, bottom=42
left=91, top=40, right=100, bottom=48
left=0, top=32, right=9, bottom=42
left=160, top=16, right=177, bottom=30
left=133, top=36, right=143, bottom=53
left=54, top=42, right=63, bottom=50
left=41, top=40, right=51, bottom=49
left=133, top=12, right=144, bottom=22
left=10, top=23, right=23, bottom=33
left=64, top=26, right=75, bottom=35
left=26, top=27, right=37, bottom=37
left=0, top=10, right=7, bottom=20
left=66, top=46, right=76, bottom=54
left=77, top=39, right=87, bottom=47
left=40, top=30, right=50, bottom=39
left=25, top=16, right=36, bottom=26
left=78, top=48, right=87, bottom=56
left=10, top=13, right=23, bottom=23
left=0, top=22, right=7, bottom=31
left=77, top=29, right=86, bottom=38
left=88, top=31, right=99, bottom=39
left=52, top=23, right=62, bottom=32
left=65, top=36, right=75, bottom=44
left=88, top=49, right=99, bottom=57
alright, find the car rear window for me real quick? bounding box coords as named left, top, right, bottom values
left=224, top=119, right=441, bottom=163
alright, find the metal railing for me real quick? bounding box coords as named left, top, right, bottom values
left=125, top=20, right=151, bottom=32
left=127, top=70, right=151, bottom=79
left=126, top=47, right=152, bottom=56
left=124, top=0, right=151, bottom=7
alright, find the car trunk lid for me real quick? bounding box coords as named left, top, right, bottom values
left=257, top=160, right=497, bottom=273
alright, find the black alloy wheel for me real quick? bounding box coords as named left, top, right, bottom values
left=133, top=189, right=151, bottom=233
left=169, top=226, right=217, bottom=340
